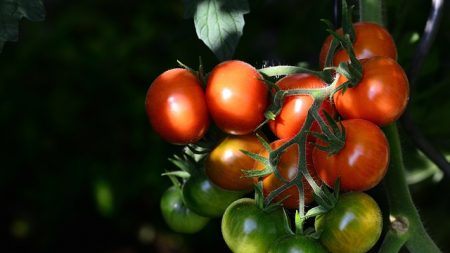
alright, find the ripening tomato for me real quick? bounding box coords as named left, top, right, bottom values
left=312, top=119, right=389, bottom=191
left=268, top=235, right=328, bottom=253
left=182, top=172, right=246, bottom=218
left=254, top=139, right=320, bottom=209
left=315, top=192, right=382, bottom=253
left=268, top=73, right=334, bottom=140
left=205, top=134, right=265, bottom=191
left=333, top=56, right=409, bottom=126
left=319, top=22, right=397, bottom=68
left=160, top=186, right=209, bottom=234
left=145, top=68, right=209, bottom=144
left=222, top=198, right=293, bottom=253
left=206, top=60, right=269, bottom=135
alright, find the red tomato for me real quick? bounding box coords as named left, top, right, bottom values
left=333, top=56, right=409, bottom=126
left=145, top=68, right=209, bottom=145
left=206, top=60, right=268, bottom=135
left=205, top=134, right=265, bottom=191
left=319, top=22, right=397, bottom=68
left=312, top=119, right=389, bottom=191
left=268, top=74, right=334, bottom=139
left=254, top=139, right=320, bottom=209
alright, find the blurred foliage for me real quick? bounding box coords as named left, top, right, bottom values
left=0, top=0, right=449, bottom=252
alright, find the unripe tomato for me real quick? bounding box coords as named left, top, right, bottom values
left=315, top=192, right=382, bottom=253
left=160, top=186, right=209, bottom=234
left=182, top=172, right=246, bottom=218
left=254, top=139, right=320, bottom=209
left=312, top=119, right=389, bottom=191
left=268, top=235, right=328, bottom=253
left=205, top=134, right=265, bottom=191
left=222, top=198, right=293, bottom=253
left=145, top=68, right=209, bottom=144
left=206, top=60, right=269, bottom=135
left=333, top=56, right=409, bottom=126
left=319, top=22, right=397, bottom=68
left=268, top=74, right=334, bottom=140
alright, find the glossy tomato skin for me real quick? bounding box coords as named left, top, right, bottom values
left=160, top=186, right=209, bottom=234
left=315, top=192, right=382, bottom=253
left=205, top=134, right=265, bottom=191
left=206, top=60, right=268, bottom=135
left=268, top=235, right=328, bottom=253
left=182, top=172, right=246, bottom=217
left=222, top=198, right=293, bottom=253
left=145, top=68, right=209, bottom=145
left=333, top=56, right=409, bottom=126
left=268, top=74, right=334, bottom=140
left=255, top=139, right=320, bottom=209
left=312, top=119, right=389, bottom=191
left=319, top=22, right=397, bottom=68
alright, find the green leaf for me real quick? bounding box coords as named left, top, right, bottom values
left=0, top=0, right=45, bottom=52
left=188, top=0, right=250, bottom=61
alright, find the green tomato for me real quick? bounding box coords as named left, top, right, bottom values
left=182, top=173, right=246, bottom=217
left=315, top=192, right=382, bottom=253
left=160, top=186, right=209, bottom=234
left=268, top=235, right=328, bottom=253
left=222, top=198, right=293, bottom=253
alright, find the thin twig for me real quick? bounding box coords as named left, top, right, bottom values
left=400, top=0, right=450, bottom=178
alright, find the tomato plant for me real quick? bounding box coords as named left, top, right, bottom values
left=254, top=139, right=319, bottom=209
left=206, top=60, right=269, bottom=135
left=315, top=192, right=382, bottom=253
left=268, top=235, right=328, bottom=253
left=312, top=119, right=389, bottom=191
left=182, top=172, right=246, bottom=218
left=221, top=198, right=293, bottom=253
left=268, top=73, right=334, bottom=140
left=145, top=68, right=209, bottom=144
left=205, top=134, right=265, bottom=191
left=160, top=186, right=209, bottom=234
left=319, top=22, right=397, bottom=68
left=333, top=56, right=409, bottom=126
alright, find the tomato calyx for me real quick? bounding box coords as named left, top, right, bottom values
left=177, top=58, right=207, bottom=86
left=310, top=110, right=346, bottom=155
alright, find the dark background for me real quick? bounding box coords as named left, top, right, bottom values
left=1, top=0, right=450, bottom=252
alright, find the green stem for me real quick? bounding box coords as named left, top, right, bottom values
left=358, top=0, right=440, bottom=252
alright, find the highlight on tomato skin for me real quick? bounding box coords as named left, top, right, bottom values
left=319, top=22, right=398, bottom=68
left=145, top=68, right=210, bottom=145
left=333, top=56, right=409, bottom=126
left=254, top=139, right=320, bottom=209
left=205, top=133, right=266, bottom=191
left=312, top=119, right=389, bottom=192
left=206, top=60, right=269, bottom=135
left=268, top=73, right=335, bottom=140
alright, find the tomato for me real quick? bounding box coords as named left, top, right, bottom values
left=160, top=186, right=209, bottom=234
left=315, top=192, right=382, bottom=253
left=221, top=198, right=293, bottom=253
left=206, top=60, right=269, bottom=135
left=145, top=68, right=209, bottom=145
left=205, top=134, right=266, bottom=191
left=319, top=22, right=397, bottom=68
left=254, top=139, right=320, bottom=209
left=268, top=74, right=334, bottom=140
left=312, top=119, right=389, bottom=191
left=333, top=56, right=409, bottom=126
left=182, top=172, right=246, bottom=218
left=268, top=235, right=328, bottom=253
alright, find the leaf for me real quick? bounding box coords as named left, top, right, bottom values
left=0, top=0, right=45, bottom=52
left=187, top=0, right=250, bottom=61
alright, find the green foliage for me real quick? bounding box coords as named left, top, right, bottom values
left=184, top=0, right=249, bottom=61
left=0, top=0, right=45, bottom=52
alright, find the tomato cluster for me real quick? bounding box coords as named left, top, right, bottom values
left=146, top=21, right=409, bottom=253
